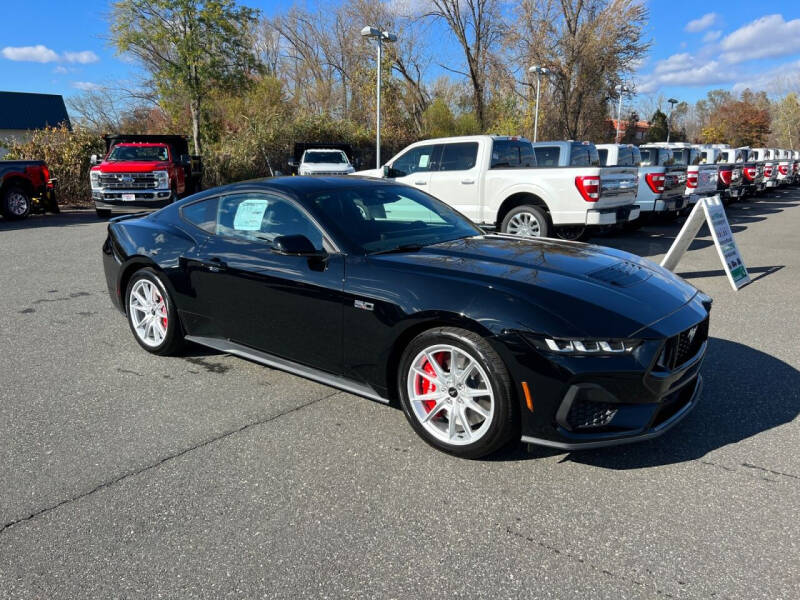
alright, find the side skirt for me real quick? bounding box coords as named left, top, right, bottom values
left=184, top=335, right=391, bottom=405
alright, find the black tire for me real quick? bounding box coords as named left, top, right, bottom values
left=125, top=268, right=185, bottom=356
left=555, top=225, right=588, bottom=241
left=500, top=204, right=551, bottom=238
left=96, top=208, right=112, bottom=219
left=398, top=327, right=516, bottom=459
left=1, top=185, right=32, bottom=220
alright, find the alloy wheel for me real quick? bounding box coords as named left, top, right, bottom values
left=506, top=211, right=542, bottom=237
left=128, top=279, right=168, bottom=348
left=7, top=191, right=29, bottom=216
left=406, top=344, right=495, bottom=446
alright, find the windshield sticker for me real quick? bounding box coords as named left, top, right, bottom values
left=233, top=199, right=269, bottom=231
left=419, top=155, right=430, bottom=168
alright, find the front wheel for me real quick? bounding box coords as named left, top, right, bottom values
left=1, top=186, right=32, bottom=220
left=501, top=205, right=550, bottom=238
left=398, top=327, right=516, bottom=459
left=125, top=268, right=185, bottom=355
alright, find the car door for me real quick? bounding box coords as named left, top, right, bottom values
left=180, top=191, right=345, bottom=373
left=427, top=141, right=482, bottom=222
left=386, top=144, right=441, bottom=191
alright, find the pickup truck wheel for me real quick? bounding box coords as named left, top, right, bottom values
left=501, top=205, right=550, bottom=238
left=555, top=225, right=587, bottom=241
left=96, top=209, right=112, bottom=219
left=2, top=186, right=32, bottom=220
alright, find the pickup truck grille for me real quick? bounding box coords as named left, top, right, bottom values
left=98, top=173, right=158, bottom=189
left=306, top=171, right=349, bottom=176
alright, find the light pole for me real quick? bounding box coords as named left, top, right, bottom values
left=666, top=97, right=678, bottom=143
left=361, top=26, right=397, bottom=169
left=614, top=84, right=630, bottom=143
left=528, top=65, right=549, bottom=142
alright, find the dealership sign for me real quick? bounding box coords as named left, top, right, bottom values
left=661, top=195, right=750, bottom=290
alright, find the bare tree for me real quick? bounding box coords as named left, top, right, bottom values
left=426, top=0, right=506, bottom=130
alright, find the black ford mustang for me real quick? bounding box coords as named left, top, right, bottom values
left=103, top=176, right=710, bottom=458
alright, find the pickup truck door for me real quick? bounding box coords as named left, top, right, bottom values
left=427, top=141, right=482, bottom=222
left=386, top=144, right=440, bottom=191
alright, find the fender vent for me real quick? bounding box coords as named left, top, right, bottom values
left=589, top=261, right=652, bottom=287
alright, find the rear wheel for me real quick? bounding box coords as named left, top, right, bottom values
left=125, top=269, right=185, bottom=355
left=501, top=205, right=550, bottom=238
left=1, top=186, right=32, bottom=220
left=555, top=225, right=588, bottom=241
left=398, top=327, right=516, bottom=459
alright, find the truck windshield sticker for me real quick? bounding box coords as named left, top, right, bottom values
left=419, top=155, right=430, bottom=168
left=233, top=199, right=269, bottom=231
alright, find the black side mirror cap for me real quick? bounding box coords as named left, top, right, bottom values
left=273, top=234, right=325, bottom=256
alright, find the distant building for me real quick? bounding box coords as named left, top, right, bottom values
left=607, top=118, right=650, bottom=143
left=0, top=91, right=71, bottom=157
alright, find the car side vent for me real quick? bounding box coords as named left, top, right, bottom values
left=589, top=261, right=652, bottom=287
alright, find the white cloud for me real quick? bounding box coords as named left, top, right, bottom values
left=653, top=53, right=693, bottom=75
left=72, top=81, right=103, bottom=91
left=53, top=65, right=70, bottom=74
left=1, top=45, right=100, bottom=65
left=720, top=14, right=800, bottom=63
left=685, top=13, right=717, bottom=33
left=639, top=53, right=737, bottom=93
left=702, top=30, right=722, bottom=43
left=63, top=50, right=99, bottom=64
left=732, top=59, right=800, bottom=94
left=1, top=45, right=59, bottom=63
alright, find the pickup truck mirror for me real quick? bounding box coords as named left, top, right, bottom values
left=90, top=154, right=99, bottom=166
left=382, top=165, right=398, bottom=178
left=273, top=234, right=326, bottom=257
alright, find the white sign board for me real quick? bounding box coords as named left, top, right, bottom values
left=660, top=195, right=750, bottom=290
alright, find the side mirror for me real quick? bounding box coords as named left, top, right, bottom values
left=90, top=154, right=99, bottom=166
left=287, top=158, right=297, bottom=169
left=273, top=234, right=325, bottom=256
left=382, top=165, right=398, bottom=178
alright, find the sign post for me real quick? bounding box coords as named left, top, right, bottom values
left=660, top=195, right=750, bottom=290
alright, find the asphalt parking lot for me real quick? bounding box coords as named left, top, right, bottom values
left=1, top=191, right=798, bottom=599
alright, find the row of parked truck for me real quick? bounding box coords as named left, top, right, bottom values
left=355, top=137, right=800, bottom=239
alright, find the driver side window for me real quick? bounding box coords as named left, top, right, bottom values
left=182, top=193, right=324, bottom=250
left=390, top=145, right=440, bottom=177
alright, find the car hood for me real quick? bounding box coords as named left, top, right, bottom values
left=374, top=235, right=700, bottom=338
left=95, top=160, right=171, bottom=173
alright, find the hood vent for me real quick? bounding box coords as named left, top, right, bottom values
left=589, top=261, right=652, bottom=287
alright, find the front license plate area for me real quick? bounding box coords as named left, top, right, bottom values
left=121, top=193, right=136, bottom=201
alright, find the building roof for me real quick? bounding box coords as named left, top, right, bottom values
left=0, top=91, right=71, bottom=131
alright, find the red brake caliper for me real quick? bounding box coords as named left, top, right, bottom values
left=418, top=352, right=446, bottom=416
left=157, top=293, right=167, bottom=329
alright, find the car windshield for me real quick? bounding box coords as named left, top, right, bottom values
left=304, top=151, right=348, bottom=164
left=107, top=145, right=169, bottom=161
left=306, top=184, right=481, bottom=254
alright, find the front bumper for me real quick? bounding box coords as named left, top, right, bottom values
left=493, top=298, right=710, bottom=450
left=93, top=188, right=173, bottom=213
left=585, top=204, right=639, bottom=226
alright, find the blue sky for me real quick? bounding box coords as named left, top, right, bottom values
left=1, top=0, right=799, bottom=111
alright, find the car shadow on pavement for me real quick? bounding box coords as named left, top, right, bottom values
left=677, top=265, right=784, bottom=284
left=555, top=337, right=800, bottom=470
left=0, top=209, right=100, bottom=230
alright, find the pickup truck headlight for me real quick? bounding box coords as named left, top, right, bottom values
left=154, top=170, right=169, bottom=189
left=526, top=335, right=640, bottom=355
left=90, top=171, right=101, bottom=190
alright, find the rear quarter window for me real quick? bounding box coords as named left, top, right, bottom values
left=438, top=142, right=478, bottom=171
left=597, top=149, right=609, bottom=166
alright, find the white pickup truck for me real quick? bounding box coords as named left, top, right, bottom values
left=356, top=135, right=639, bottom=239
left=292, top=148, right=355, bottom=176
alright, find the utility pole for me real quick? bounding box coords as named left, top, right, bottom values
left=361, top=26, right=397, bottom=169
left=528, top=66, right=549, bottom=142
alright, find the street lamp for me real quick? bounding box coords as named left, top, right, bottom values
left=614, top=84, right=631, bottom=143
left=361, top=26, right=397, bottom=169
left=666, top=97, right=678, bottom=143
left=528, top=65, right=549, bottom=142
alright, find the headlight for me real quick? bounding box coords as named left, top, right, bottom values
left=90, top=171, right=100, bottom=190
left=527, top=335, right=640, bottom=355
left=154, top=170, right=169, bottom=189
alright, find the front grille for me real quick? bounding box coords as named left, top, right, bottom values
left=658, top=318, right=709, bottom=370
left=566, top=398, right=618, bottom=430
left=99, top=173, right=158, bottom=189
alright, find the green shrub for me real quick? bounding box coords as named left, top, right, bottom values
left=2, top=125, right=103, bottom=204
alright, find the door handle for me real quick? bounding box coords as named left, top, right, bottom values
left=461, top=178, right=475, bottom=185
left=200, top=257, right=227, bottom=272
left=414, top=180, right=427, bottom=185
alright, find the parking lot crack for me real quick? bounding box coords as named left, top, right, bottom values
left=0, top=390, right=340, bottom=537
